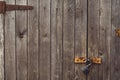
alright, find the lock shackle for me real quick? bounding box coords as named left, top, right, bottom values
left=86, top=58, right=92, bottom=65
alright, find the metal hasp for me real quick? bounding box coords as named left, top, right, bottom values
left=74, top=57, right=102, bottom=75
left=75, top=57, right=102, bottom=64
left=115, top=28, right=120, bottom=37
left=0, top=1, right=33, bottom=14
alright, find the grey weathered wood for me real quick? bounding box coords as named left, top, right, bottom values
left=99, top=0, right=111, bottom=80
left=3, top=0, right=119, bottom=80
left=88, top=0, right=99, bottom=80
left=0, top=15, right=4, bottom=80
left=4, top=0, right=16, bottom=80
left=111, top=0, right=120, bottom=80
left=75, top=0, right=87, bottom=80
left=51, top=0, right=63, bottom=80
left=0, top=1, right=4, bottom=79
left=39, top=0, right=51, bottom=80
left=16, top=0, right=28, bottom=80
left=63, top=0, right=75, bottom=80
left=28, top=0, right=39, bottom=80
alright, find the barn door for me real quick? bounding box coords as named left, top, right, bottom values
left=0, top=0, right=120, bottom=80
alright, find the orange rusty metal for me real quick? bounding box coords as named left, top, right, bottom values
left=115, top=28, right=120, bottom=37
left=74, top=57, right=101, bottom=64
left=75, top=57, right=86, bottom=64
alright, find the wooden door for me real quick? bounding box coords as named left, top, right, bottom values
left=0, top=0, right=120, bottom=80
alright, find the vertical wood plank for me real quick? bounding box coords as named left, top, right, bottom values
left=63, top=0, right=75, bottom=80
left=28, top=0, right=39, bottom=80
left=51, top=0, right=63, bottom=80
left=88, top=0, right=99, bottom=80
left=111, top=0, right=120, bottom=79
left=4, top=0, right=16, bottom=80
left=99, top=0, right=111, bottom=80
left=0, top=15, right=4, bottom=80
left=75, top=0, right=87, bottom=80
left=16, top=0, right=28, bottom=80
left=0, top=1, right=4, bottom=79
left=39, top=0, right=51, bottom=80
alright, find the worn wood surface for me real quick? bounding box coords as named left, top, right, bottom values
left=99, top=0, right=111, bottom=80
left=63, top=0, right=75, bottom=80
left=51, top=0, right=63, bottom=80
left=39, top=0, right=51, bottom=80
left=4, top=0, right=16, bottom=80
left=0, top=15, right=4, bottom=80
left=28, top=0, right=39, bottom=80
left=88, top=0, right=100, bottom=80
left=75, top=0, right=87, bottom=80
left=0, top=0, right=4, bottom=79
left=111, top=0, right=120, bottom=80
left=1, top=0, right=120, bottom=80
left=16, top=0, right=28, bottom=80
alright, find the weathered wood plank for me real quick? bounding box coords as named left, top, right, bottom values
left=0, top=16, right=4, bottom=80
left=39, top=0, right=51, bottom=80
left=0, top=0, right=4, bottom=79
left=99, top=0, right=111, bottom=80
left=63, top=0, right=75, bottom=80
left=75, top=0, right=87, bottom=80
left=28, top=0, right=39, bottom=80
left=16, top=0, right=28, bottom=80
left=51, top=0, right=63, bottom=80
left=111, top=0, right=120, bottom=80
left=4, top=0, right=16, bottom=80
left=88, top=0, right=99, bottom=80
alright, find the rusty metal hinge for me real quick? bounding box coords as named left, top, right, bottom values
left=0, top=1, right=33, bottom=14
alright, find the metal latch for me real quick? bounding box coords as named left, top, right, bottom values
left=0, top=1, right=33, bottom=14
left=75, top=57, right=101, bottom=64
left=74, top=57, right=102, bottom=75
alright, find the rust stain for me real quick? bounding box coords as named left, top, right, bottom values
left=115, top=28, right=120, bottom=37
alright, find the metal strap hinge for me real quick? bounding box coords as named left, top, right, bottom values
left=0, top=1, right=33, bottom=14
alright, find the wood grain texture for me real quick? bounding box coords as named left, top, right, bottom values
left=16, top=0, right=28, bottom=80
left=0, top=2, right=4, bottom=79
left=88, top=0, right=99, bottom=80
left=39, top=0, right=51, bottom=80
left=51, top=0, right=63, bottom=80
left=4, top=0, right=16, bottom=80
left=3, top=0, right=119, bottom=80
left=75, top=0, right=87, bottom=80
left=111, top=0, right=120, bottom=80
left=28, top=0, right=39, bottom=80
left=63, top=0, right=75, bottom=80
left=99, top=0, right=111, bottom=80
